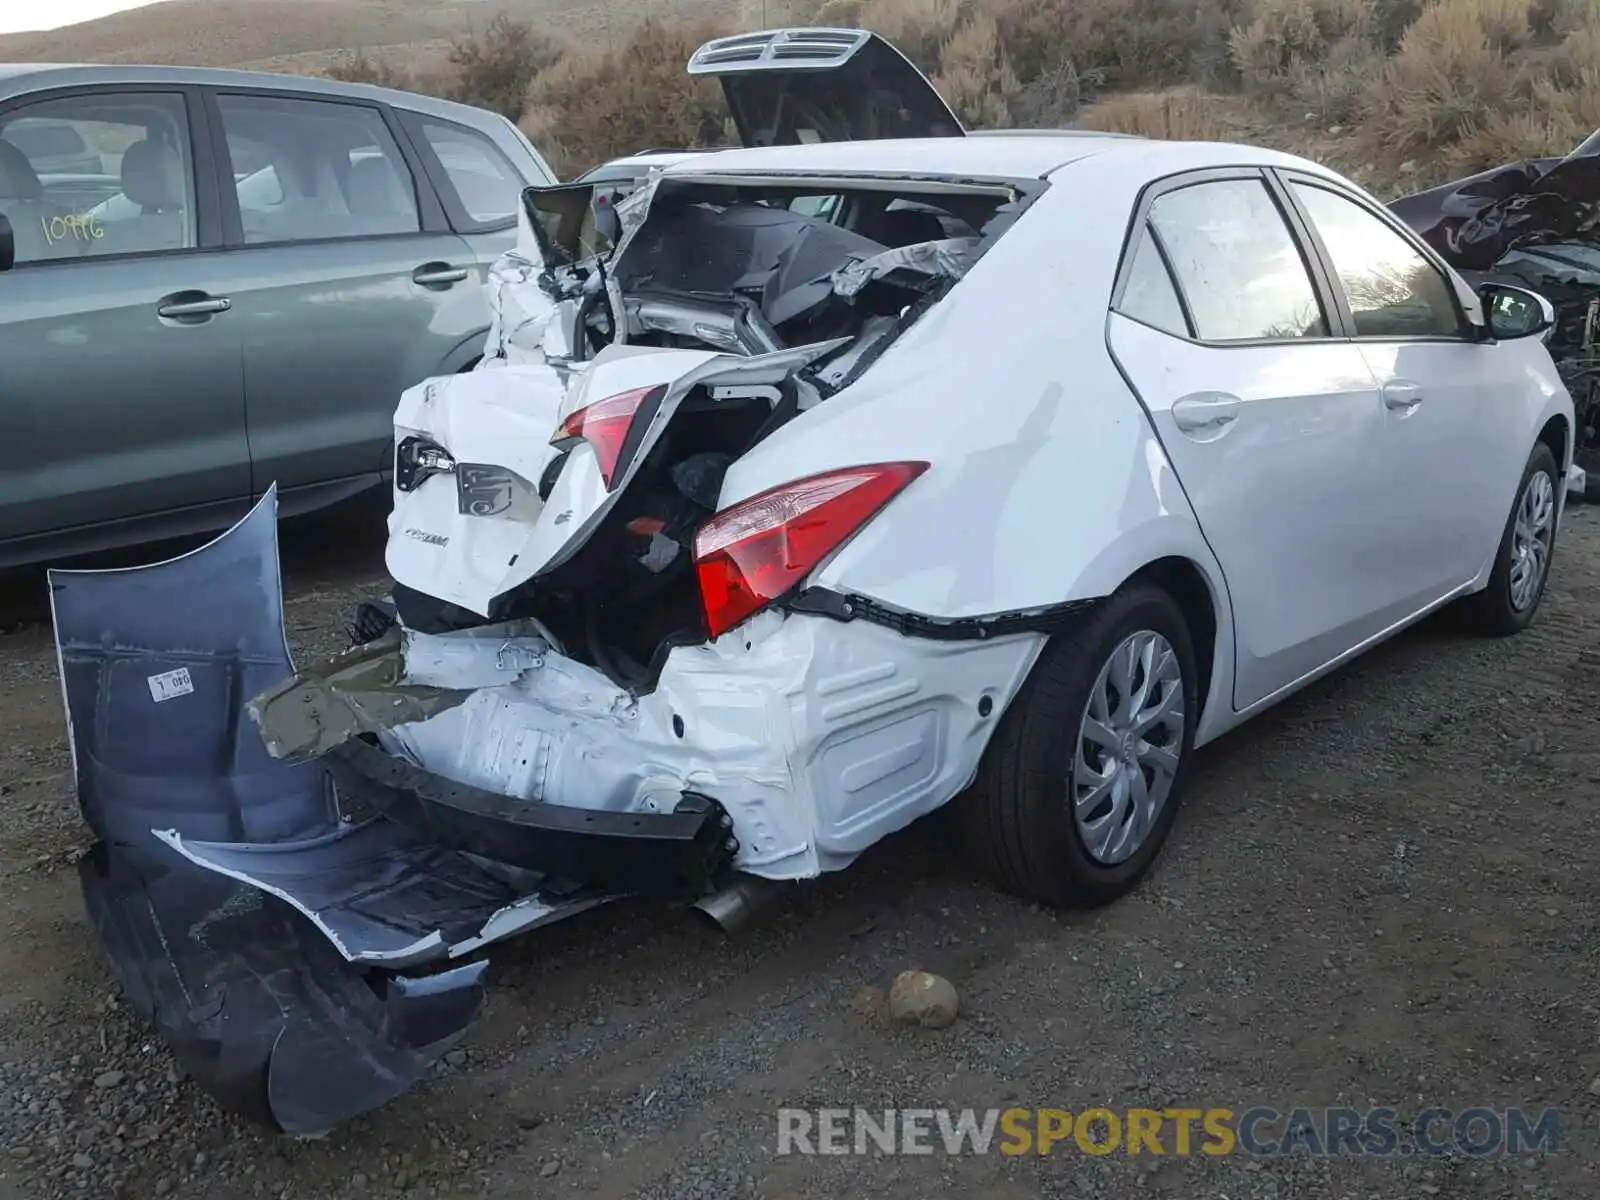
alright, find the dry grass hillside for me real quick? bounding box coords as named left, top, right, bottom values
left=5, top=0, right=1599, bottom=194
left=0, top=0, right=741, bottom=69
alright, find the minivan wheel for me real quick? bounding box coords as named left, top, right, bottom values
left=959, top=583, right=1199, bottom=908
left=1459, top=442, right=1560, bottom=637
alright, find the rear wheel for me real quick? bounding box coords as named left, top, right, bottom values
left=959, top=583, right=1199, bottom=908
left=1458, top=442, right=1560, bottom=637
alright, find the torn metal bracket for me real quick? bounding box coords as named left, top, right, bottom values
left=786, top=586, right=1100, bottom=640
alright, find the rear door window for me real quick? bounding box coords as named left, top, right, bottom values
left=1146, top=178, right=1327, bottom=342
left=414, top=118, right=524, bottom=227
left=215, top=93, right=421, bottom=244
left=1117, top=228, right=1191, bottom=337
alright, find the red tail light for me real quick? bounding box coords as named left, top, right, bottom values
left=693, top=462, right=929, bottom=639
left=552, top=384, right=663, bottom=489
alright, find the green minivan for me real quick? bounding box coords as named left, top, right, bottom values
left=0, top=64, right=557, bottom=566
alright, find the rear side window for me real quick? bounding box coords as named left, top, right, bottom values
left=1147, top=179, right=1327, bottom=342
left=415, top=119, right=524, bottom=226
left=215, top=93, right=421, bottom=244
left=1118, top=229, right=1190, bottom=337
left=1289, top=181, right=1464, bottom=338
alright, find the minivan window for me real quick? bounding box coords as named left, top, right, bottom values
left=416, top=119, right=523, bottom=226
left=1149, top=178, right=1327, bottom=342
left=216, top=94, right=420, bottom=244
left=0, top=92, right=196, bottom=264
left=1290, top=181, right=1464, bottom=339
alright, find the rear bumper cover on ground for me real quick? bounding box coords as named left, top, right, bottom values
left=47, top=489, right=611, bottom=1134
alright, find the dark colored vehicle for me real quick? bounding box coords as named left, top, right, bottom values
left=1391, top=131, right=1600, bottom=495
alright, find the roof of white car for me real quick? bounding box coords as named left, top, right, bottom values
left=661, top=134, right=1335, bottom=184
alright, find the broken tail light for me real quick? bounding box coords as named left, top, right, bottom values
left=551, top=384, right=665, bottom=490
left=693, top=461, right=930, bottom=639
left=395, top=436, right=456, bottom=492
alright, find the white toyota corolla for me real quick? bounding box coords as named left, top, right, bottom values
left=48, top=28, right=1577, bottom=1134
left=255, top=128, right=1571, bottom=916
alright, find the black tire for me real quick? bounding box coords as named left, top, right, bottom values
left=1458, top=442, right=1560, bottom=637
left=958, top=583, right=1199, bottom=908
left=348, top=596, right=397, bottom=645
left=391, top=582, right=485, bottom=635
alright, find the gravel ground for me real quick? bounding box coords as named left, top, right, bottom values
left=1, top=497, right=1599, bottom=1199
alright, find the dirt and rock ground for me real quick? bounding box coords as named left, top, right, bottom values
left=1, top=496, right=1599, bottom=1200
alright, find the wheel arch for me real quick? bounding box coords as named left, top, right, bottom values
left=1537, top=413, right=1569, bottom=473
left=1121, top=555, right=1222, bottom=732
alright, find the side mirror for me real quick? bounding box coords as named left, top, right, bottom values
left=1479, top=281, right=1555, bottom=341
left=0, top=214, right=13, bottom=273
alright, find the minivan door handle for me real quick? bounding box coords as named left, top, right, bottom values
left=1381, top=379, right=1424, bottom=411
left=1171, top=393, right=1242, bottom=437
left=156, top=290, right=231, bottom=322
left=412, top=263, right=470, bottom=288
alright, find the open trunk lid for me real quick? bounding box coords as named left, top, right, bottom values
left=687, top=27, right=965, bottom=147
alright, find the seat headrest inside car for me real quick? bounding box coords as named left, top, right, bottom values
left=122, top=139, right=184, bottom=210
left=0, top=140, right=44, bottom=201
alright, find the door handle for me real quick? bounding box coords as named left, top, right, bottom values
left=156, top=291, right=231, bottom=321
left=1382, top=379, right=1424, bottom=410
left=413, top=263, right=469, bottom=288
left=1171, top=393, right=1241, bottom=434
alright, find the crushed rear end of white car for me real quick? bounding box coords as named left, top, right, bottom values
left=48, top=114, right=1063, bottom=1135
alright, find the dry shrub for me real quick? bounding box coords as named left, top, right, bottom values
left=737, top=0, right=828, bottom=26
left=984, top=0, right=1239, bottom=91
left=1443, top=64, right=1600, bottom=167
left=1552, top=16, right=1600, bottom=75
left=810, top=0, right=869, bottom=20
left=521, top=18, right=732, bottom=177
left=1359, top=0, right=1536, bottom=161
left=1286, top=34, right=1387, bottom=121
left=447, top=13, right=563, bottom=121
left=1229, top=0, right=1374, bottom=90
left=1540, top=0, right=1600, bottom=34
left=1370, top=0, right=1426, bottom=43
left=1011, top=60, right=1103, bottom=127
left=845, top=0, right=966, bottom=72
left=324, top=49, right=414, bottom=90
left=1078, top=91, right=1230, bottom=139
left=932, top=11, right=1022, bottom=126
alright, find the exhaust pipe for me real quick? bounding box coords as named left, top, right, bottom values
left=692, top=874, right=785, bottom=936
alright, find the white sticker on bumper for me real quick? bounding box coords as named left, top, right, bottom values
left=147, top=667, right=195, bottom=703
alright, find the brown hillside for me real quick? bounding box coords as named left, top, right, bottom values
left=0, top=0, right=740, bottom=67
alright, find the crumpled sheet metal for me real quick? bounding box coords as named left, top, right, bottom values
left=246, top=627, right=469, bottom=760
left=1389, top=134, right=1600, bottom=270
left=482, top=250, right=574, bottom=366
left=44, top=488, right=596, bottom=1134
left=830, top=236, right=984, bottom=299
left=483, top=173, right=664, bottom=368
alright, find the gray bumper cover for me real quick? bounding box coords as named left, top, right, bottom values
left=49, top=489, right=607, bottom=1134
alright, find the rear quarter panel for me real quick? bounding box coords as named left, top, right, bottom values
left=717, top=148, right=1229, bottom=621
